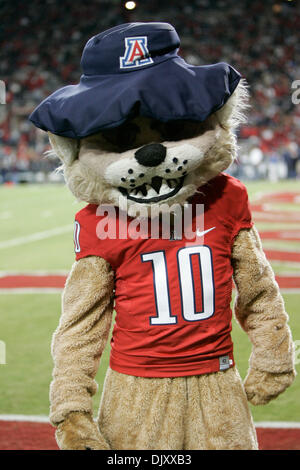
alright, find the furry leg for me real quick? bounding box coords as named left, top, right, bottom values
left=98, top=367, right=257, bottom=450
left=98, top=368, right=186, bottom=450
left=184, top=367, right=258, bottom=450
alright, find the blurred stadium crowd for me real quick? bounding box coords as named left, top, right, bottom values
left=1, top=0, right=300, bottom=183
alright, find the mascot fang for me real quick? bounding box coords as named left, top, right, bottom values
left=30, top=22, right=296, bottom=450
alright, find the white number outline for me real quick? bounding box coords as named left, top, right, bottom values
left=141, top=245, right=215, bottom=325
left=177, top=245, right=215, bottom=322
left=73, top=221, right=81, bottom=253
left=141, top=250, right=177, bottom=325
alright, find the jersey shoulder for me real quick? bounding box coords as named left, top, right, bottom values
left=197, top=173, right=249, bottom=207
left=218, top=173, right=248, bottom=196
left=219, top=173, right=252, bottom=233
left=75, top=203, right=98, bottom=225
left=208, top=173, right=249, bottom=206
left=198, top=173, right=252, bottom=233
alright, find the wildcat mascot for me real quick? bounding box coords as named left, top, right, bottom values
left=29, top=22, right=295, bottom=450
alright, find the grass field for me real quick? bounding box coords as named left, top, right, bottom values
left=0, top=180, right=299, bottom=422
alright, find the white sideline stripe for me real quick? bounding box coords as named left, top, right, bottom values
left=0, top=415, right=49, bottom=423
left=232, top=287, right=300, bottom=294
left=271, top=261, right=300, bottom=267
left=0, top=225, right=73, bottom=249
left=279, top=288, right=300, bottom=294
left=254, top=422, right=300, bottom=429
left=0, top=271, right=69, bottom=277
left=0, top=415, right=300, bottom=429
left=265, top=247, right=300, bottom=254
left=273, top=272, right=300, bottom=276
left=0, top=288, right=63, bottom=294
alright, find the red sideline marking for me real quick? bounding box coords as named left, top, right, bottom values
left=251, top=204, right=264, bottom=211
left=255, top=192, right=300, bottom=204
left=256, top=427, right=300, bottom=451
left=252, top=211, right=300, bottom=223
left=275, top=276, right=300, bottom=289
left=260, top=230, right=300, bottom=241
left=0, top=421, right=58, bottom=450
left=264, top=250, right=300, bottom=262
left=0, top=275, right=66, bottom=289
left=1, top=274, right=300, bottom=290
left=0, top=421, right=300, bottom=450
left=251, top=202, right=300, bottom=215
left=251, top=192, right=300, bottom=223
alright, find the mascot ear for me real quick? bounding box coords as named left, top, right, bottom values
left=215, top=79, right=250, bottom=131
left=48, top=132, right=79, bottom=166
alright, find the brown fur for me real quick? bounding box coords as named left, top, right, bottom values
left=50, top=256, right=114, bottom=426
left=56, top=411, right=110, bottom=450
left=231, top=226, right=296, bottom=405
left=49, top=81, right=295, bottom=450
left=98, top=366, right=257, bottom=450
left=51, top=226, right=295, bottom=449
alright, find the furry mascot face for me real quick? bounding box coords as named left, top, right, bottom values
left=30, top=22, right=248, bottom=216
left=47, top=84, right=247, bottom=217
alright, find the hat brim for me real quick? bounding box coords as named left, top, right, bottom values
left=29, top=57, right=241, bottom=139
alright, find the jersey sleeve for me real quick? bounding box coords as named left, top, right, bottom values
left=73, top=204, right=123, bottom=270
left=74, top=204, right=103, bottom=261
left=230, top=179, right=253, bottom=242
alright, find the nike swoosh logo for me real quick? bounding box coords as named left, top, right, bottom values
left=196, top=227, right=216, bottom=237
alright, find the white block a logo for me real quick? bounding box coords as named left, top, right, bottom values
left=120, top=37, right=153, bottom=69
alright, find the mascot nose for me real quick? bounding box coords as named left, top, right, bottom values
left=135, top=143, right=167, bottom=167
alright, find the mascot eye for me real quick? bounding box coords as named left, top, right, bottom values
left=163, top=121, right=184, bottom=140
left=151, top=120, right=202, bottom=141
left=102, top=122, right=140, bottom=150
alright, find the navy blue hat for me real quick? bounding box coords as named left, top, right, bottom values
left=29, top=22, right=241, bottom=139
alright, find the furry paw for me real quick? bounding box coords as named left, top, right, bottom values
left=244, top=368, right=296, bottom=405
left=55, top=411, right=110, bottom=450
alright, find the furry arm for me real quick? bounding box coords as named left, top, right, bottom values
left=50, top=256, right=114, bottom=448
left=231, top=226, right=296, bottom=405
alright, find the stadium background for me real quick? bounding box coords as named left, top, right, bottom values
left=0, top=0, right=300, bottom=450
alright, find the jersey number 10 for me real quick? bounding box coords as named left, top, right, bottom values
left=141, top=245, right=215, bottom=325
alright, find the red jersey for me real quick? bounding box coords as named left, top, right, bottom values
left=74, top=173, right=253, bottom=377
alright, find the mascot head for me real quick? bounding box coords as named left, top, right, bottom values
left=29, top=22, right=248, bottom=217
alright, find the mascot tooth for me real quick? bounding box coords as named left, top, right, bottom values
left=29, top=22, right=296, bottom=450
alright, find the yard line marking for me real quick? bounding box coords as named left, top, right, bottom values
left=274, top=272, right=300, bottom=277
left=0, top=415, right=49, bottom=423
left=278, top=288, right=300, bottom=294
left=0, top=270, right=69, bottom=277
left=41, top=210, right=53, bottom=218
left=0, top=225, right=73, bottom=249
left=1, top=415, right=300, bottom=429
left=265, top=247, right=300, bottom=253
left=260, top=230, right=300, bottom=241
left=253, top=191, right=300, bottom=204
left=232, top=287, right=300, bottom=294
left=253, top=211, right=300, bottom=222
left=254, top=422, right=300, bottom=429
left=0, top=211, right=12, bottom=220
left=270, top=261, right=300, bottom=266
left=0, top=288, right=63, bottom=294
